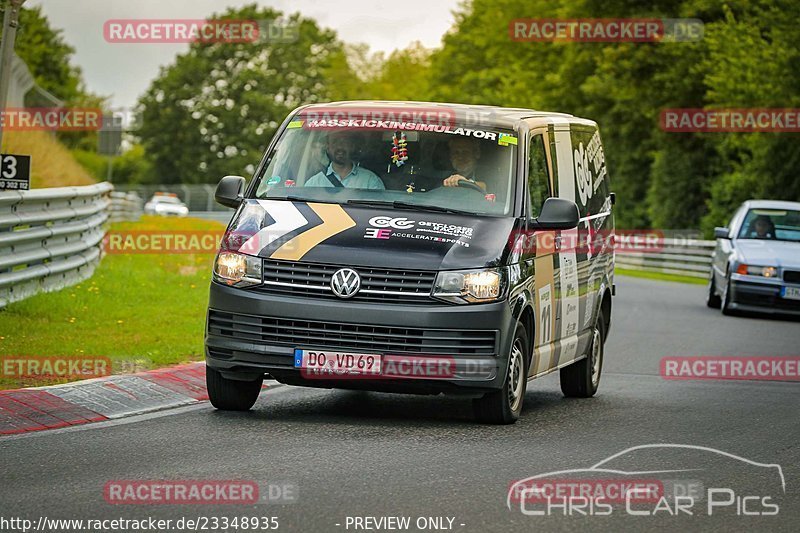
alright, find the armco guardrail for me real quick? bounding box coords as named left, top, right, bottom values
left=0, top=182, right=113, bottom=308
left=615, top=237, right=715, bottom=278
left=109, top=191, right=143, bottom=222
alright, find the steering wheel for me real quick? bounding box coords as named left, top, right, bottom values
left=456, top=179, right=485, bottom=193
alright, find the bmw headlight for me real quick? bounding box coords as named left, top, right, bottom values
left=432, top=268, right=506, bottom=304
left=736, top=264, right=778, bottom=278
left=213, top=252, right=261, bottom=287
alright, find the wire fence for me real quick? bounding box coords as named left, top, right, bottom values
left=112, top=184, right=226, bottom=212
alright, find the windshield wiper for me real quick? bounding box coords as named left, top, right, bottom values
left=274, top=195, right=340, bottom=204
left=346, top=199, right=475, bottom=216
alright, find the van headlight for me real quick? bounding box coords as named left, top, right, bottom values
left=432, top=268, right=506, bottom=304
left=213, top=252, right=262, bottom=287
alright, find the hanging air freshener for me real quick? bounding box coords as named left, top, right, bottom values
left=391, top=132, right=408, bottom=167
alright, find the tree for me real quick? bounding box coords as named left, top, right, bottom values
left=136, top=4, right=355, bottom=184
left=426, top=0, right=800, bottom=231
left=698, top=1, right=800, bottom=233
left=3, top=5, right=84, bottom=103
left=1, top=5, right=102, bottom=149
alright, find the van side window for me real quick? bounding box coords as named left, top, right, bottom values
left=528, top=134, right=550, bottom=217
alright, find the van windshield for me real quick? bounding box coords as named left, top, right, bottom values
left=251, top=114, right=518, bottom=216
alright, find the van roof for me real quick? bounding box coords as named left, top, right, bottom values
left=299, top=101, right=588, bottom=129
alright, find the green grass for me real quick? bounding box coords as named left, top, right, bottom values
left=0, top=216, right=225, bottom=389
left=616, top=267, right=707, bottom=285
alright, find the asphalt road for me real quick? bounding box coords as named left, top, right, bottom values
left=1, top=276, right=799, bottom=532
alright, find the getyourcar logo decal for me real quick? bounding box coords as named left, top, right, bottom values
left=574, top=129, right=607, bottom=207
left=368, top=216, right=416, bottom=229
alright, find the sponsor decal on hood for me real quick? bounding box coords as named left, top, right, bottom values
left=223, top=199, right=515, bottom=270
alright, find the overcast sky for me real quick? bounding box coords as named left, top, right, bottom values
left=29, top=0, right=462, bottom=109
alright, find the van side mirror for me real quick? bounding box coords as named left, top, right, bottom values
left=215, top=176, right=246, bottom=208
left=530, top=198, right=580, bottom=230
left=714, top=227, right=730, bottom=239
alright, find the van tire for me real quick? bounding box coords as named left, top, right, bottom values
left=560, top=309, right=605, bottom=398
left=706, top=273, right=722, bottom=309
left=207, top=366, right=262, bottom=411
left=473, top=326, right=529, bottom=425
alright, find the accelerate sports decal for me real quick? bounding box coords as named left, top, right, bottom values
left=558, top=251, right=580, bottom=366
left=236, top=200, right=355, bottom=260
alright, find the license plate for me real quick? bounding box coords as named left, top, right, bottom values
left=781, top=286, right=800, bottom=300
left=294, top=349, right=382, bottom=375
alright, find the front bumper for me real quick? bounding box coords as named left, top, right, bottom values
left=729, top=275, right=800, bottom=316
left=205, top=281, right=515, bottom=394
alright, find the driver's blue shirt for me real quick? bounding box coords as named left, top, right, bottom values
left=306, top=162, right=384, bottom=190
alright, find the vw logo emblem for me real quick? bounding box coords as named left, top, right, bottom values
left=330, top=268, right=361, bottom=298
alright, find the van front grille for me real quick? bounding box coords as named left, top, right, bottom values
left=207, top=310, right=498, bottom=355
left=253, top=260, right=439, bottom=305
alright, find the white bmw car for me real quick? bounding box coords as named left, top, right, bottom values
left=708, top=199, right=800, bottom=315
left=144, top=194, right=189, bottom=217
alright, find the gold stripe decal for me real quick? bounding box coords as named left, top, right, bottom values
left=270, top=203, right=356, bottom=261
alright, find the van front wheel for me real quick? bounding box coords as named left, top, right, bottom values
left=207, top=366, right=263, bottom=411
left=560, top=310, right=605, bottom=398
left=473, top=326, right=529, bottom=425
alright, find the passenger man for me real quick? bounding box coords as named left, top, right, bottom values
left=305, top=131, right=384, bottom=190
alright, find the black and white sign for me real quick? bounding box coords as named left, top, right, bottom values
left=0, top=154, right=31, bottom=191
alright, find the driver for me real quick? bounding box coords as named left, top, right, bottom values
left=440, top=137, right=488, bottom=191
left=751, top=215, right=775, bottom=239
left=305, top=131, right=384, bottom=190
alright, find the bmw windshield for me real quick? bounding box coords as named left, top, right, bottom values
left=250, top=110, right=519, bottom=217
left=738, top=208, right=800, bottom=242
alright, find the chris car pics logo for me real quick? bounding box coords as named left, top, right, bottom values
left=508, top=444, right=785, bottom=517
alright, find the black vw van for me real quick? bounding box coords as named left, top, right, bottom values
left=205, top=102, right=614, bottom=424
